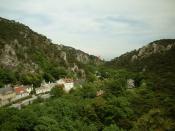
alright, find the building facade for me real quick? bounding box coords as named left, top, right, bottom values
left=35, top=81, right=56, bottom=95
left=14, top=86, right=30, bottom=100
left=0, top=86, right=16, bottom=107
left=56, top=78, right=74, bottom=92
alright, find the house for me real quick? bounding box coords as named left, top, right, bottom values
left=35, top=87, right=43, bottom=95
left=56, top=78, right=74, bottom=92
left=0, top=86, right=16, bottom=107
left=56, top=79, right=65, bottom=85
left=35, top=86, right=51, bottom=94
left=13, top=85, right=33, bottom=94
left=63, top=78, right=74, bottom=92
left=35, top=79, right=74, bottom=95
left=23, top=85, right=33, bottom=93
left=35, top=81, right=56, bottom=95
left=14, top=86, right=30, bottom=100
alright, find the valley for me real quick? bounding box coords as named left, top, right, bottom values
left=0, top=17, right=174, bottom=131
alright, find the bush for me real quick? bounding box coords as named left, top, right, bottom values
left=50, top=85, right=65, bottom=98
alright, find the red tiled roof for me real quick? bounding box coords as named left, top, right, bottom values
left=63, top=78, right=73, bottom=83
left=14, top=87, right=27, bottom=94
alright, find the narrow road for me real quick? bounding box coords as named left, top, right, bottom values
left=10, top=93, right=51, bottom=109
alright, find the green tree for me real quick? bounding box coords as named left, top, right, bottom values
left=43, top=73, right=54, bottom=82
left=34, top=116, right=60, bottom=131
left=103, top=124, right=124, bottom=131
left=50, top=85, right=65, bottom=98
left=79, top=83, right=97, bottom=99
left=132, top=109, right=175, bottom=131
left=104, top=79, right=126, bottom=96
left=49, top=67, right=67, bottom=80
left=17, top=109, right=37, bottom=131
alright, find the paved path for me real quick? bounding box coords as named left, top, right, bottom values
left=10, top=93, right=51, bottom=109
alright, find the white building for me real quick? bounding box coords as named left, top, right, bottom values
left=35, top=87, right=50, bottom=94
left=56, top=78, right=74, bottom=92
left=35, top=81, right=56, bottom=95
left=35, top=79, right=74, bottom=95
left=24, top=85, right=33, bottom=93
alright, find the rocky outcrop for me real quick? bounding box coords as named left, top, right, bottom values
left=60, top=51, right=67, bottom=62
left=76, top=53, right=89, bottom=64
left=0, top=44, right=18, bottom=67
left=131, top=40, right=175, bottom=62
left=131, top=55, right=138, bottom=62
left=108, top=39, right=175, bottom=71
left=0, top=17, right=102, bottom=78
left=71, top=63, right=79, bottom=72
left=70, top=63, right=86, bottom=78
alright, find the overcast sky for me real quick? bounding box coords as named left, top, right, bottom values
left=0, top=0, right=175, bottom=60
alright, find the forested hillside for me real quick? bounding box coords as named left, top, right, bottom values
left=108, top=39, right=175, bottom=92
left=0, top=17, right=102, bottom=88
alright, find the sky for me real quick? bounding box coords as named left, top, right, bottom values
left=0, top=0, right=175, bottom=60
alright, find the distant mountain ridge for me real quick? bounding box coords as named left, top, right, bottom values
left=109, top=39, right=175, bottom=70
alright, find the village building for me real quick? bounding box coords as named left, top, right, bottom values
left=56, top=78, right=74, bottom=92
left=23, top=85, right=33, bottom=93
left=0, top=85, right=16, bottom=107
left=35, top=80, right=56, bottom=95
left=14, top=86, right=30, bottom=100
left=35, top=86, right=50, bottom=94
left=35, top=78, right=74, bottom=95
left=14, top=85, right=33, bottom=94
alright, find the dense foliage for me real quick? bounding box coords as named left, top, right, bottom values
left=0, top=68, right=174, bottom=130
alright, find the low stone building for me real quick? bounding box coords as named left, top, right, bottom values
left=35, top=81, right=56, bottom=95
left=35, top=86, right=51, bottom=94
left=14, top=86, right=30, bottom=100
left=0, top=86, right=16, bottom=107
left=23, top=85, right=33, bottom=94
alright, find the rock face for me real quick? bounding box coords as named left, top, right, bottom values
left=0, top=44, right=18, bottom=67
left=60, top=51, right=67, bottom=62
left=108, top=39, right=175, bottom=72
left=131, top=55, right=138, bottom=62
left=0, top=17, right=103, bottom=76
left=71, top=63, right=79, bottom=72
left=70, top=63, right=86, bottom=78
left=132, top=41, right=174, bottom=62
left=76, top=53, right=89, bottom=64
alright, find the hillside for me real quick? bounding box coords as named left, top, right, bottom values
left=109, top=39, right=175, bottom=70
left=0, top=17, right=102, bottom=87
left=108, top=39, right=175, bottom=92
